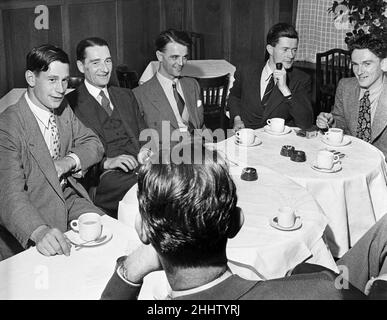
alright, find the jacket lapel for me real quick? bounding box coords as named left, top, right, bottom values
left=180, top=77, right=199, bottom=128
left=346, top=82, right=361, bottom=135
left=17, top=97, right=64, bottom=201
left=371, top=79, right=387, bottom=142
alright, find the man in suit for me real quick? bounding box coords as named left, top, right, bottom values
left=133, top=29, right=205, bottom=147
left=101, top=142, right=387, bottom=300
left=66, top=37, right=151, bottom=218
left=229, top=23, right=314, bottom=131
left=316, top=34, right=387, bottom=158
left=0, top=44, right=104, bottom=261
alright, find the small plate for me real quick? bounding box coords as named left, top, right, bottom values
left=235, top=136, right=262, bottom=147
left=311, top=162, right=342, bottom=173
left=67, top=226, right=113, bottom=247
left=321, top=135, right=351, bottom=147
left=269, top=216, right=302, bottom=231
left=263, top=125, right=292, bottom=136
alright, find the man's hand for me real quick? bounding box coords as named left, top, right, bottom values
left=54, top=156, right=76, bottom=179
left=31, top=225, right=71, bottom=257
left=104, top=155, right=138, bottom=172
left=316, top=112, right=334, bottom=129
left=273, top=66, right=291, bottom=97
left=137, top=148, right=154, bottom=165
left=122, top=244, right=162, bottom=284
left=233, top=116, right=245, bottom=132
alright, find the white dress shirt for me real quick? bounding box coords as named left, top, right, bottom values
left=84, top=79, right=115, bottom=111
left=156, top=72, right=189, bottom=132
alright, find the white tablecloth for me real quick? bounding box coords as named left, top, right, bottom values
left=118, top=165, right=338, bottom=287
left=139, top=59, right=236, bottom=90
left=215, top=129, right=387, bottom=257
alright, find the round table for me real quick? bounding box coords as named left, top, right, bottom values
left=215, top=129, right=387, bottom=257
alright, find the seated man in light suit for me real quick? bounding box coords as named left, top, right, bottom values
left=316, top=34, right=387, bottom=159
left=229, top=23, right=314, bottom=131
left=0, top=44, right=104, bottom=261
left=66, top=37, right=152, bottom=218
left=101, top=142, right=387, bottom=300
left=133, top=29, right=205, bottom=147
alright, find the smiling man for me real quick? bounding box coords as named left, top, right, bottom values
left=229, top=23, right=314, bottom=131
left=316, top=35, right=387, bottom=158
left=0, top=44, right=104, bottom=260
left=66, top=37, right=151, bottom=218
left=133, top=29, right=205, bottom=146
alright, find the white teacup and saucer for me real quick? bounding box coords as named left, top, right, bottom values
left=235, top=128, right=262, bottom=147
left=269, top=206, right=302, bottom=231
left=264, top=118, right=291, bottom=135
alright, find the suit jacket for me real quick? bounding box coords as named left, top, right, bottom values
left=228, top=61, right=314, bottom=130
left=0, top=96, right=104, bottom=260
left=100, top=262, right=365, bottom=300
left=66, top=83, right=147, bottom=160
left=332, top=77, right=387, bottom=159
left=133, top=75, right=204, bottom=145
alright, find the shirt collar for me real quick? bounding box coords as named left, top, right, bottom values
left=156, top=71, right=179, bottom=87
left=24, top=92, right=51, bottom=128
left=262, top=61, right=273, bottom=81
left=170, top=269, right=232, bottom=299
left=84, top=79, right=108, bottom=100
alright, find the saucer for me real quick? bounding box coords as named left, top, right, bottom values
left=67, top=226, right=113, bottom=247
left=321, top=135, right=351, bottom=147
left=235, top=136, right=262, bottom=147
left=269, top=216, right=302, bottom=231
left=263, top=125, right=292, bottom=136
left=311, top=162, right=342, bottom=173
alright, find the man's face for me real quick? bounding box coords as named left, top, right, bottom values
left=78, top=45, right=112, bottom=88
left=156, top=42, right=188, bottom=79
left=267, top=37, right=298, bottom=69
left=351, top=48, right=384, bottom=89
left=27, top=61, right=69, bottom=111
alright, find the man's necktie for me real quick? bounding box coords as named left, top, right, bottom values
left=356, top=90, right=371, bottom=142
left=99, top=90, right=112, bottom=116
left=172, top=82, right=185, bottom=116
left=261, top=74, right=275, bottom=107
left=49, top=112, right=60, bottom=160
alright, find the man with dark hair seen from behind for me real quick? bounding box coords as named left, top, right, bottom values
left=0, top=44, right=104, bottom=261
left=316, top=34, right=387, bottom=159
left=229, top=22, right=314, bottom=131
left=66, top=37, right=152, bottom=218
left=102, top=142, right=387, bottom=299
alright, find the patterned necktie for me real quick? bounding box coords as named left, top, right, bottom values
left=49, top=112, right=60, bottom=160
left=356, top=90, right=371, bottom=142
left=261, top=74, right=275, bottom=107
left=99, top=90, right=112, bottom=116
left=172, top=82, right=185, bottom=116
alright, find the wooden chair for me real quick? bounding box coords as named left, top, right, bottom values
left=115, top=65, right=139, bottom=89
left=316, top=49, right=353, bottom=113
left=188, top=32, right=204, bottom=60
left=195, top=74, right=230, bottom=131
left=68, top=76, right=83, bottom=89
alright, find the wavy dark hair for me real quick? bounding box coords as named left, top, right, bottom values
left=348, top=34, right=387, bottom=59
left=26, top=44, right=69, bottom=73
left=266, top=22, right=298, bottom=46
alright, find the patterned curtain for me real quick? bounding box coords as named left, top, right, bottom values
left=295, top=0, right=351, bottom=63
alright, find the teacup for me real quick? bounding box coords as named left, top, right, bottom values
left=267, top=118, right=285, bottom=133
left=236, top=128, right=255, bottom=145
left=316, top=150, right=340, bottom=170
left=70, top=212, right=102, bottom=242
left=324, top=128, right=343, bottom=144
left=277, top=206, right=296, bottom=228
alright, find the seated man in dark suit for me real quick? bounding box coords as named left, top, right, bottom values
left=133, top=29, right=206, bottom=147
left=0, top=44, right=104, bottom=261
left=66, top=37, right=152, bottom=218
left=229, top=23, right=314, bottom=131
left=101, top=142, right=387, bottom=300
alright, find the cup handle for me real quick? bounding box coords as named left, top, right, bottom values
left=333, top=155, right=340, bottom=163
left=266, top=119, right=271, bottom=125
left=70, top=220, right=79, bottom=232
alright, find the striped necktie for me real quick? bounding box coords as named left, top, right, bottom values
left=172, top=82, right=185, bottom=116
left=261, top=74, right=275, bottom=107
left=356, top=90, right=371, bottom=142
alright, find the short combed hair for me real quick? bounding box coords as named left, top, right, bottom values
left=348, top=34, right=387, bottom=59
left=136, top=143, right=238, bottom=268
left=26, top=44, right=69, bottom=73
left=76, top=37, right=109, bottom=61
left=266, top=22, right=298, bottom=46
left=155, top=29, right=192, bottom=52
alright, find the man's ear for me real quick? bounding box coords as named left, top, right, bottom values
left=76, top=60, right=85, bottom=74
left=135, top=213, right=150, bottom=245
left=227, top=207, right=244, bottom=239
left=266, top=44, right=274, bottom=56
left=25, top=70, right=36, bottom=87
left=156, top=50, right=163, bottom=62
left=381, top=58, right=387, bottom=72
